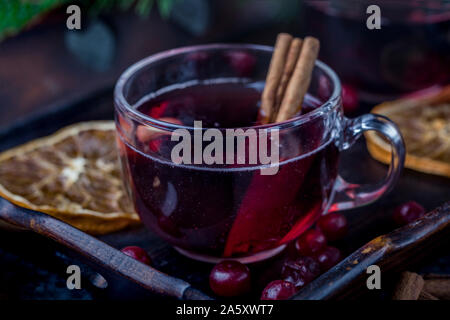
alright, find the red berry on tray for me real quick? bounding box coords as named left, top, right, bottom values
left=393, top=201, right=426, bottom=226
left=313, top=246, right=342, bottom=272
left=209, top=260, right=251, bottom=297
left=261, top=280, right=297, bottom=300
left=318, top=74, right=332, bottom=101
left=341, top=83, right=359, bottom=114
left=120, top=246, right=152, bottom=266
left=281, top=257, right=321, bottom=289
left=295, top=229, right=327, bottom=256
left=317, top=213, right=348, bottom=241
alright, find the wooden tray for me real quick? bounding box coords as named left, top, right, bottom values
left=0, top=88, right=449, bottom=299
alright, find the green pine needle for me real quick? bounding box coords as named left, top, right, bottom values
left=0, top=0, right=179, bottom=41
left=136, top=0, right=154, bottom=16
left=157, top=0, right=177, bottom=19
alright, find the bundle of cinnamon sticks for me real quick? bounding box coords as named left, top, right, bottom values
left=393, top=271, right=450, bottom=300
left=260, top=33, right=320, bottom=124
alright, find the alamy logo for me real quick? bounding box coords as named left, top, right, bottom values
left=170, top=121, right=280, bottom=175
left=66, top=265, right=81, bottom=290
left=366, top=5, right=381, bottom=29
left=66, top=5, right=81, bottom=30
left=366, top=265, right=381, bottom=289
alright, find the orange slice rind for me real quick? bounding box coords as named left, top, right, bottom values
left=365, top=86, right=450, bottom=178
left=0, top=121, right=140, bottom=234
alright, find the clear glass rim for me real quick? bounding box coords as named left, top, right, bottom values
left=114, top=43, right=342, bottom=131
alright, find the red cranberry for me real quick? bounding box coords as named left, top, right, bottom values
left=317, top=213, right=348, bottom=241
left=318, top=75, right=332, bottom=101
left=261, top=280, right=297, bottom=300
left=225, top=51, right=256, bottom=77
left=401, top=51, right=444, bottom=90
left=295, top=229, right=327, bottom=256
left=185, top=52, right=210, bottom=75
left=209, top=260, right=251, bottom=297
left=120, top=246, right=152, bottom=266
left=341, top=84, right=359, bottom=114
left=281, top=257, right=321, bottom=289
left=313, top=246, right=342, bottom=272
left=393, top=201, right=426, bottom=226
left=157, top=215, right=183, bottom=238
left=185, top=51, right=209, bottom=63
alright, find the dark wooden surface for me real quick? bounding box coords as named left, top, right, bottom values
left=1, top=191, right=448, bottom=300
left=294, top=202, right=450, bottom=300
left=0, top=197, right=211, bottom=300
left=0, top=188, right=450, bottom=300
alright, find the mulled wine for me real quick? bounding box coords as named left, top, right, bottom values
left=117, top=80, right=339, bottom=260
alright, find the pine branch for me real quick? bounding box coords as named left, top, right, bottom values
left=0, top=0, right=179, bottom=41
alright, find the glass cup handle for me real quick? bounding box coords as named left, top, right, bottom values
left=328, top=114, right=406, bottom=212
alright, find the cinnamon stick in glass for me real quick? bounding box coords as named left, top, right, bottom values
left=276, top=37, right=320, bottom=122
left=272, top=37, right=303, bottom=123
left=260, top=33, right=293, bottom=123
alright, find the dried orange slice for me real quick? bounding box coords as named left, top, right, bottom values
left=366, top=86, right=450, bottom=178
left=0, top=121, right=139, bottom=234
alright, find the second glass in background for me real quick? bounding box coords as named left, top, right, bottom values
left=300, top=0, right=450, bottom=102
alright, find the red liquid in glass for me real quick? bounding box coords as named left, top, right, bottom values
left=117, top=81, right=339, bottom=259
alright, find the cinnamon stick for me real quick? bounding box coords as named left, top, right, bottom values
left=418, top=290, right=439, bottom=300
left=423, top=273, right=450, bottom=280
left=423, top=279, right=450, bottom=300
left=260, top=33, right=293, bottom=123
left=392, top=272, right=424, bottom=300
left=275, top=37, right=320, bottom=122
left=272, top=38, right=303, bottom=122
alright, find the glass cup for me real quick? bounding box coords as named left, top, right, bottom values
left=300, top=0, right=450, bottom=102
left=114, top=44, right=405, bottom=263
